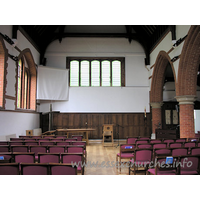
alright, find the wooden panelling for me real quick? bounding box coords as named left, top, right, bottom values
left=41, top=112, right=152, bottom=139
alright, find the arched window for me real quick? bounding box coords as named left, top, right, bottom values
left=17, top=57, right=30, bottom=109
left=0, top=35, right=7, bottom=109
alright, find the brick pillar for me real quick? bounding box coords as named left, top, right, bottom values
left=150, top=102, right=163, bottom=138
left=176, top=96, right=196, bottom=138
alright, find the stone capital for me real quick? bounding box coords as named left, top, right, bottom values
left=150, top=102, right=163, bottom=109
left=175, top=95, right=197, bottom=105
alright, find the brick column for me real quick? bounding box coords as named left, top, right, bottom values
left=150, top=102, right=163, bottom=137
left=176, top=95, right=196, bottom=138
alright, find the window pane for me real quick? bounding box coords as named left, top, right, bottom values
left=112, top=60, right=121, bottom=86
left=24, top=71, right=28, bottom=109
left=102, top=60, right=110, bottom=86
left=17, top=60, right=22, bottom=108
left=70, top=61, right=79, bottom=86
left=91, top=60, right=100, bottom=86
left=80, top=60, right=89, bottom=86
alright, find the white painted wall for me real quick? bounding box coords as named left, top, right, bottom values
left=0, top=111, right=40, bottom=140
left=40, top=37, right=150, bottom=113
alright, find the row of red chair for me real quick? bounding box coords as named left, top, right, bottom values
left=0, top=152, right=84, bottom=174
left=0, top=163, right=78, bottom=175
left=0, top=140, right=86, bottom=146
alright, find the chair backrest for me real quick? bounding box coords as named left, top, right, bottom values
left=154, top=148, right=172, bottom=157
left=0, top=152, right=13, bottom=161
left=9, top=142, right=24, bottom=146
left=21, top=163, right=49, bottom=175
left=61, top=153, right=83, bottom=165
left=43, top=136, right=55, bottom=139
left=153, top=143, right=167, bottom=149
left=184, top=142, right=196, bottom=148
left=24, top=141, right=39, bottom=146
left=50, top=139, right=64, bottom=142
left=29, top=146, right=47, bottom=156
left=134, top=148, right=153, bottom=162
left=191, top=147, right=200, bottom=155
left=11, top=145, right=29, bottom=153
left=150, top=139, right=162, bottom=144
left=139, top=137, right=150, bottom=140
left=127, top=137, right=138, bottom=144
left=40, top=141, right=55, bottom=146
left=49, top=163, right=77, bottom=175
left=0, top=145, right=10, bottom=152
left=13, top=153, right=35, bottom=163
left=137, top=144, right=152, bottom=149
left=0, top=141, right=9, bottom=145
left=176, top=138, right=186, bottom=143
left=169, top=143, right=182, bottom=148
left=172, top=148, right=188, bottom=156
left=24, top=139, right=36, bottom=141
left=55, top=136, right=67, bottom=139
left=64, top=138, right=77, bottom=142
left=71, top=141, right=86, bottom=147
left=163, top=139, right=174, bottom=147
left=66, top=145, right=84, bottom=153
left=72, top=135, right=83, bottom=141
left=48, top=146, right=66, bottom=153
left=0, top=163, right=20, bottom=175
left=56, top=142, right=70, bottom=146
left=38, top=153, right=60, bottom=163
left=135, top=140, right=148, bottom=144
left=179, top=155, right=199, bottom=172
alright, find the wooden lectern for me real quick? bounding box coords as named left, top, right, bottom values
left=102, top=124, right=114, bottom=147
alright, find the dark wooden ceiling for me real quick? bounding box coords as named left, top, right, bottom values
left=12, top=25, right=176, bottom=65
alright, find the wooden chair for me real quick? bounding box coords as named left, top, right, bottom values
left=116, top=144, right=135, bottom=172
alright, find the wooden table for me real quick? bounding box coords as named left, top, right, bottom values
left=56, top=128, right=95, bottom=145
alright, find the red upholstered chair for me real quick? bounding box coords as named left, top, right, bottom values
left=0, top=163, right=20, bottom=175
left=169, top=142, right=183, bottom=148
left=48, top=146, right=66, bottom=153
left=129, top=148, right=153, bottom=175
left=21, top=163, right=49, bottom=175
left=49, top=163, right=77, bottom=175
left=0, top=145, right=10, bottom=152
left=11, top=145, right=29, bottom=153
left=56, top=142, right=70, bottom=146
left=191, top=147, right=200, bottom=155
left=0, top=141, right=9, bottom=145
left=61, top=153, right=84, bottom=174
left=51, top=139, right=64, bottom=142
left=126, top=137, right=138, bottom=144
left=176, top=138, right=187, bottom=143
left=72, top=135, right=83, bottom=141
left=0, top=152, right=13, bottom=162
left=150, top=139, right=162, bottom=144
left=13, top=153, right=35, bottom=163
left=10, top=138, right=23, bottom=141
left=179, top=155, right=199, bottom=175
left=64, top=138, right=77, bottom=142
left=40, top=141, right=55, bottom=146
left=153, top=143, right=167, bottom=149
left=38, top=153, right=60, bottom=163
left=66, top=145, right=84, bottom=154
left=135, top=140, right=149, bottom=144
left=9, top=141, right=24, bottom=146
left=71, top=141, right=87, bottom=162
left=24, top=141, right=39, bottom=146
left=29, top=146, right=48, bottom=161
left=147, top=156, right=178, bottom=175
left=137, top=144, right=152, bottom=149
left=116, top=144, right=135, bottom=172
left=171, top=147, right=188, bottom=156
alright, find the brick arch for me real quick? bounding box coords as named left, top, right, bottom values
left=0, top=35, right=8, bottom=109
left=150, top=51, right=176, bottom=103
left=17, top=48, right=37, bottom=110
left=177, top=25, right=200, bottom=96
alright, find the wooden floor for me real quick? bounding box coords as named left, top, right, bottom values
left=84, top=141, right=133, bottom=175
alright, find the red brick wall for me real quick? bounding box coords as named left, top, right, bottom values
left=152, top=107, right=162, bottom=134
left=179, top=104, right=195, bottom=138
